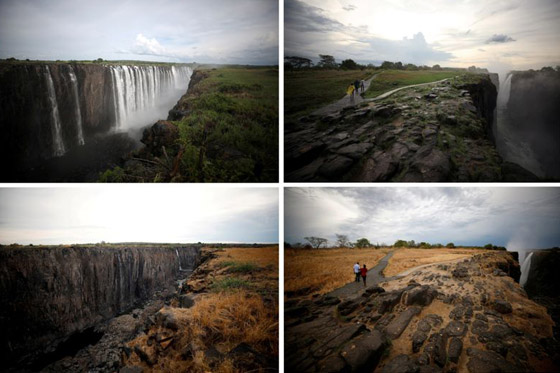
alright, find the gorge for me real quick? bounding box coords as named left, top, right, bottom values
left=0, top=244, right=202, bottom=371
left=0, top=62, right=193, bottom=181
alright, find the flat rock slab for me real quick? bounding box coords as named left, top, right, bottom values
left=340, top=330, right=388, bottom=372
left=466, top=347, right=524, bottom=373
left=384, top=306, right=421, bottom=339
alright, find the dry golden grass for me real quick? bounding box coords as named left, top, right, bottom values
left=383, top=248, right=484, bottom=277
left=285, top=248, right=390, bottom=297
left=124, top=246, right=278, bottom=372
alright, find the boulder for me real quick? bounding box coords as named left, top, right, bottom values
left=318, top=155, right=354, bottom=179
left=448, top=337, right=463, bottom=363
left=141, top=120, right=179, bottom=154
left=492, top=300, right=513, bottom=314
left=445, top=320, right=467, bottom=337
left=178, top=295, right=194, bottom=308
left=340, top=330, right=388, bottom=372
left=404, top=285, right=437, bottom=306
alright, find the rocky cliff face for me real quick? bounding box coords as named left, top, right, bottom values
left=0, top=62, right=193, bottom=178
left=285, top=74, right=535, bottom=182
left=506, top=71, right=560, bottom=179
left=0, top=245, right=201, bottom=367
left=285, top=251, right=558, bottom=372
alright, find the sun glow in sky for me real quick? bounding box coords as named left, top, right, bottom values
left=0, top=186, right=279, bottom=245
left=286, top=0, right=560, bottom=72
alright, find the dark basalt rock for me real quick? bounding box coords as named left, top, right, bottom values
left=384, top=307, right=421, bottom=339
left=340, top=330, right=388, bottom=373
left=466, top=347, right=524, bottom=372
left=448, top=337, right=463, bottom=363
left=492, top=300, right=513, bottom=314
left=382, top=354, right=419, bottom=373
left=141, top=120, right=179, bottom=155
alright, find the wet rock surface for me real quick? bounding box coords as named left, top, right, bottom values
left=286, top=74, right=538, bottom=182
left=285, top=251, right=558, bottom=372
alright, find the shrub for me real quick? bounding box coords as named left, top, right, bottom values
left=446, top=242, right=455, bottom=248
left=210, top=277, right=251, bottom=292
left=221, top=261, right=259, bottom=273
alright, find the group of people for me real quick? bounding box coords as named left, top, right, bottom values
left=347, top=79, right=365, bottom=97
left=353, top=262, right=368, bottom=286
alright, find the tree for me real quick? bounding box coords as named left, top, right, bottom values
left=96, top=58, right=104, bottom=62
left=405, top=63, right=418, bottom=70
left=340, top=59, right=359, bottom=70
left=432, top=64, right=441, bottom=70
left=318, top=54, right=337, bottom=69
left=484, top=243, right=494, bottom=250
left=446, top=242, right=455, bottom=248
left=419, top=242, right=431, bottom=249
left=355, top=238, right=372, bottom=248
left=394, top=239, right=408, bottom=248
left=381, top=61, right=395, bottom=69
left=335, top=234, right=351, bottom=248
left=285, top=56, right=313, bottom=69
left=395, top=61, right=403, bottom=70
left=304, top=236, right=328, bottom=249
left=407, top=240, right=416, bottom=248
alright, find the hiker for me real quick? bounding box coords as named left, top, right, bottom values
left=346, top=82, right=355, bottom=96
left=360, top=264, right=368, bottom=287
left=353, top=262, right=360, bottom=282
left=360, top=79, right=365, bottom=93
left=354, top=80, right=360, bottom=95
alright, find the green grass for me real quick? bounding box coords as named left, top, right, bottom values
left=284, top=69, right=375, bottom=123
left=211, top=277, right=252, bottom=292
left=363, top=70, right=462, bottom=98
left=175, top=67, right=278, bottom=182
left=221, top=261, right=260, bottom=273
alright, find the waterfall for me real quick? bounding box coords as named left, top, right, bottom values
left=68, top=66, right=85, bottom=145
left=108, top=65, right=193, bottom=131
left=498, top=73, right=512, bottom=108
left=520, top=252, right=533, bottom=288
left=44, top=66, right=66, bottom=157
left=175, top=249, right=183, bottom=271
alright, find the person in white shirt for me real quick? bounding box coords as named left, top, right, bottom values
left=353, top=262, right=360, bottom=282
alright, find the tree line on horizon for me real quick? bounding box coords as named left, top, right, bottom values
left=284, top=54, right=489, bottom=73
left=285, top=234, right=506, bottom=251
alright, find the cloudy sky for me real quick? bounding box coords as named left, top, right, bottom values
left=0, top=0, right=278, bottom=64
left=286, top=0, right=560, bottom=72
left=0, top=186, right=278, bottom=245
left=285, top=187, right=560, bottom=250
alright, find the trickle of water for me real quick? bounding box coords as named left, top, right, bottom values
left=44, top=66, right=66, bottom=157
left=520, top=252, right=533, bottom=288
left=68, top=66, right=85, bottom=145
left=175, top=249, right=183, bottom=271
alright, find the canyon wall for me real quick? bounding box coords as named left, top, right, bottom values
left=0, top=245, right=201, bottom=366
left=506, top=70, right=560, bottom=179
left=0, top=63, right=193, bottom=175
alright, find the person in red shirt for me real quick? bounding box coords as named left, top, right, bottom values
left=360, top=264, right=368, bottom=287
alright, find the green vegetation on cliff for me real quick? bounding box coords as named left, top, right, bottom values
left=100, top=66, right=278, bottom=182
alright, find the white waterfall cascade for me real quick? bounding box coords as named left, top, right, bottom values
left=109, top=65, right=193, bottom=131
left=496, top=72, right=543, bottom=176
left=175, top=249, right=184, bottom=271
left=68, top=66, right=85, bottom=145
left=44, top=66, right=66, bottom=157
left=520, top=252, right=534, bottom=288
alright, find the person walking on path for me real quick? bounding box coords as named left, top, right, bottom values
left=353, top=262, right=360, bottom=282
left=354, top=80, right=360, bottom=95
left=360, top=79, right=365, bottom=93
left=360, top=264, right=368, bottom=287
left=347, top=82, right=355, bottom=96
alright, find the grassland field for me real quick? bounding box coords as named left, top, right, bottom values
left=285, top=247, right=490, bottom=298
left=284, top=69, right=465, bottom=124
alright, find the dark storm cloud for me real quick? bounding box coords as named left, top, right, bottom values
left=486, top=34, right=516, bottom=44
left=285, top=0, right=345, bottom=33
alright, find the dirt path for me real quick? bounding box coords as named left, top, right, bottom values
left=310, top=74, right=378, bottom=116
left=366, top=77, right=453, bottom=102
left=326, top=251, right=395, bottom=300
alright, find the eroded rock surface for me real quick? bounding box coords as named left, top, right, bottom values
left=285, top=251, right=558, bottom=372
left=285, top=74, right=538, bottom=182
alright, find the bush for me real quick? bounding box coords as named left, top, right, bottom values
left=355, top=238, right=372, bottom=248
left=221, top=261, right=259, bottom=273
left=211, top=277, right=251, bottom=292
left=446, top=242, right=455, bottom=248
left=394, top=239, right=408, bottom=248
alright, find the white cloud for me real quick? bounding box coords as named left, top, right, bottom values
left=285, top=187, right=560, bottom=249
left=131, top=34, right=168, bottom=56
